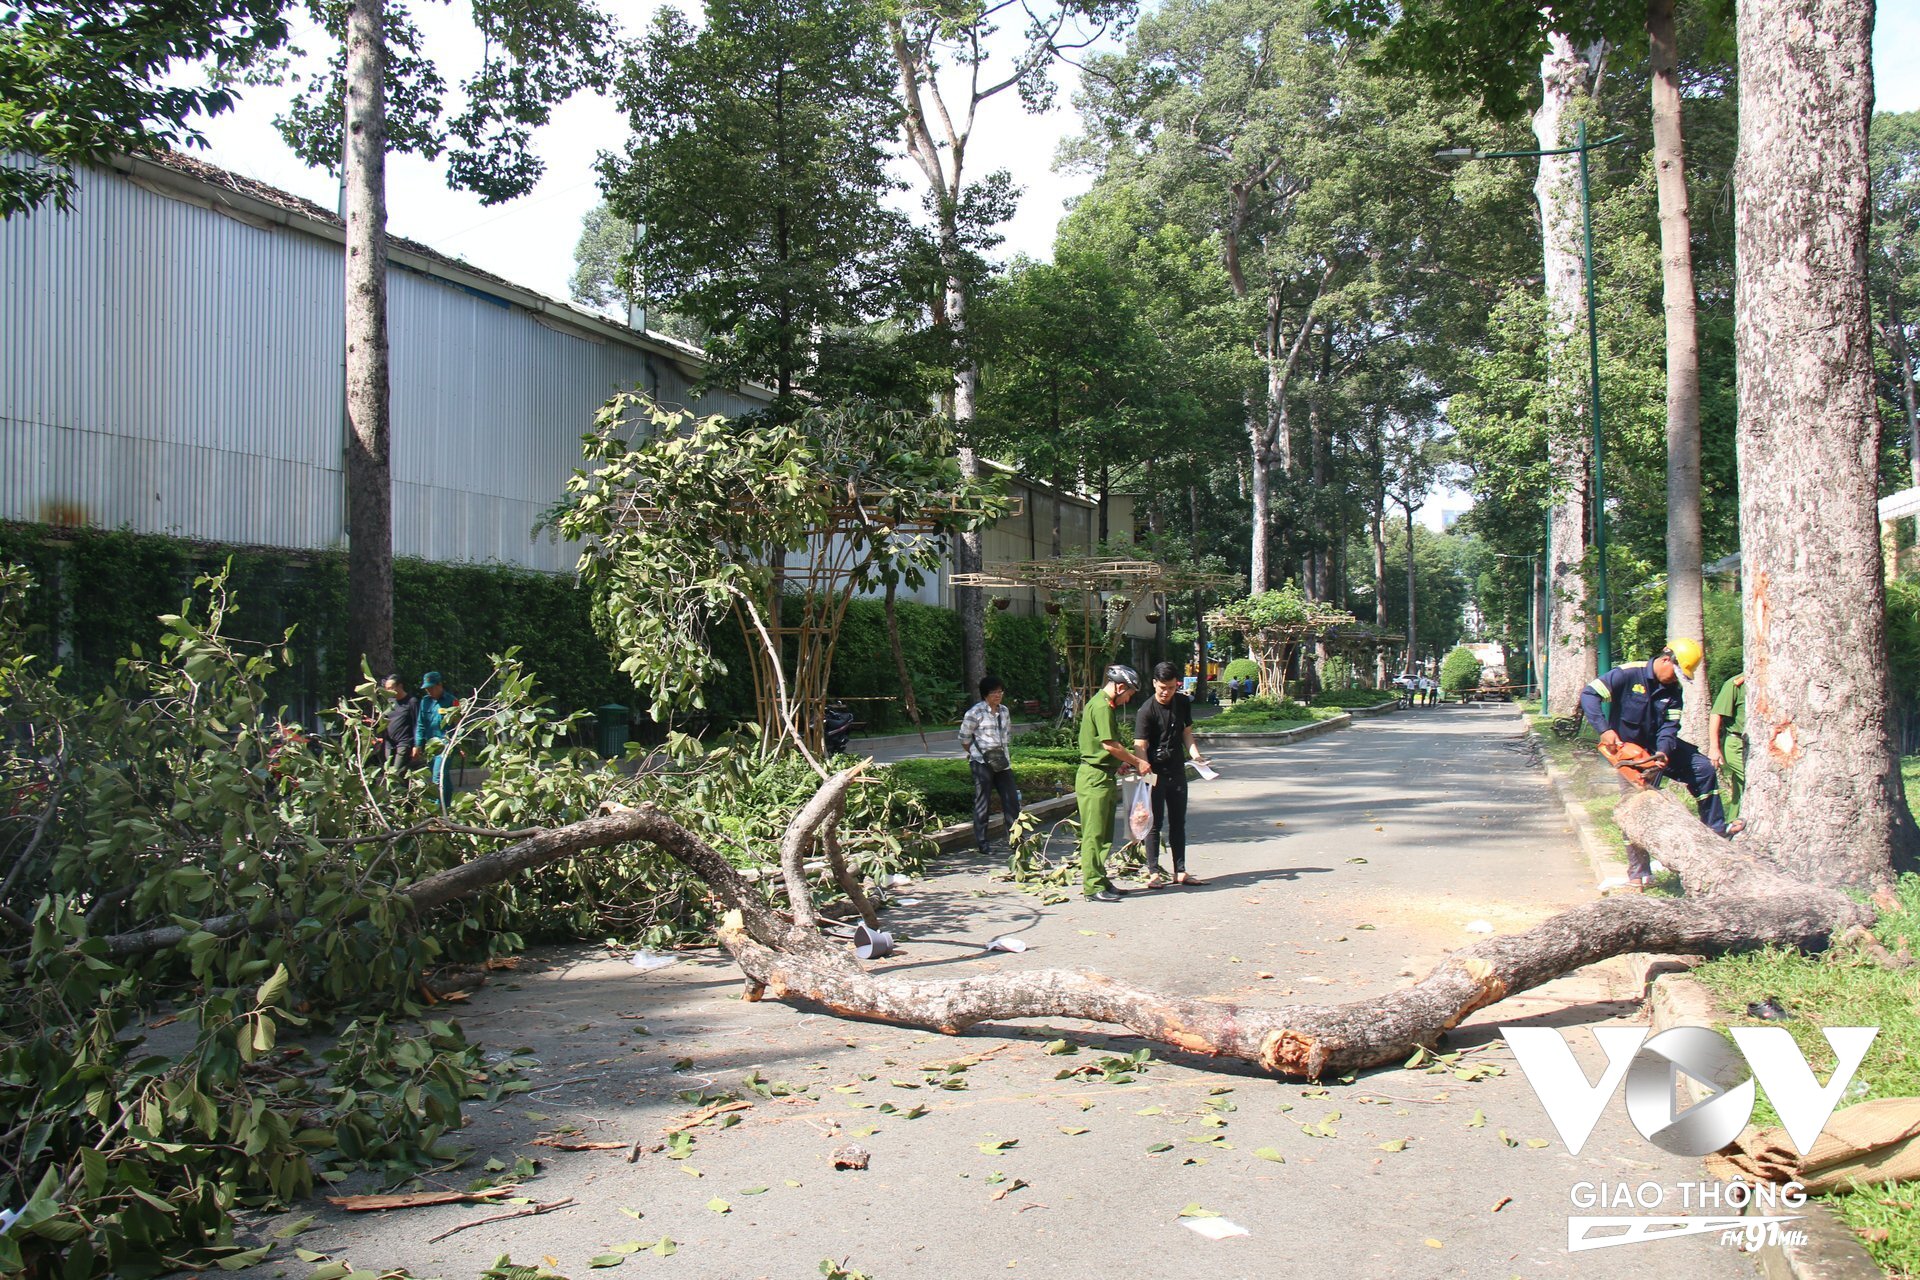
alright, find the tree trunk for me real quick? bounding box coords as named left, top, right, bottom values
left=1885, top=291, right=1920, bottom=489
left=1732, top=0, right=1917, bottom=884
left=1650, top=0, right=1710, bottom=744
left=1536, top=33, right=1600, bottom=713
left=87, top=778, right=1872, bottom=1082
left=1372, top=495, right=1388, bottom=683
left=1250, top=424, right=1274, bottom=593
left=1403, top=501, right=1417, bottom=670
left=343, top=0, right=394, bottom=683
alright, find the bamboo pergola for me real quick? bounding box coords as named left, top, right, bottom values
left=953, top=555, right=1239, bottom=699
left=1205, top=602, right=1362, bottom=699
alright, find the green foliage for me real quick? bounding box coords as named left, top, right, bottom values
left=1319, top=654, right=1356, bottom=690
left=828, top=597, right=961, bottom=728
left=1888, top=578, right=1920, bottom=709
left=1439, top=645, right=1483, bottom=695
left=986, top=611, right=1054, bottom=711
left=0, top=0, right=292, bottom=215
left=1221, top=658, right=1259, bottom=683
left=884, top=753, right=1077, bottom=825
left=600, top=0, right=903, bottom=401
left=0, top=561, right=943, bottom=1273
left=265, top=0, right=617, bottom=206
left=554, top=396, right=1004, bottom=743
left=1350, top=524, right=1474, bottom=654
left=0, top=523, right=635, bottom=720
left=1204, top=696, right=1327, bottom=729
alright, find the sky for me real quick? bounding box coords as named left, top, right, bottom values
left=186, top=0, right=1920, bottom=530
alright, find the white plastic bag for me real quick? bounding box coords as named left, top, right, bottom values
left=1127, top=775, right=1155, bottom=842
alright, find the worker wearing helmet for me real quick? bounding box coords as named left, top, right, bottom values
left=1075, top=664, right=1153, bottom=902
left=1578, top=640, right=1739, bottom=882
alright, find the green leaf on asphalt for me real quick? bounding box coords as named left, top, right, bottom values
left=1147, top=1142, right=1173, bottom=1153
left=1498, top=1129, right=1518, bottom=1148
left=707, top=1198, right=731, bottom=1214
left=294, top=1248, right=329, bottom=1263
left=613, top=1240, right=646, bottom=1253
left=849, top=1125, right=877, bottom=1137
left=1468, top=1110, right=1486, bottom=1129
left=1178, top=1203, right=1220, bottom=1218
left=590, top=1254, right=626, bottom=1268
left=1525, top=1138, right=1551, bottom=1149
left=1379, top=1139, right=1408, bottom=1152
left=1135, top=1105, right=1163, bottom=1116
left=653, top=1236, right=677, bottom=1256
left=1346, top=857, right=1368, bottom=863
left=740, top=1187, right=768, bottom=1196
left=1254, top=1147, right=1286, bottom=1163
left=977, top=1138, right=1017, bottom=1153
left=271, top=1215, right=315, bottom=1240
left=902, top=1103, right=928, bottom=1119
left=1059, top=1125, right=1089, bottom=1135
left=1044, top=1039, right=1077, bottom=1055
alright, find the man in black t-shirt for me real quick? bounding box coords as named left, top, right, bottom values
left=1133, top=661, right=1210, bottom=887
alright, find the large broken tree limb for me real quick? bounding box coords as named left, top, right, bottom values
left=78, top=771, right=1875, bottom=1081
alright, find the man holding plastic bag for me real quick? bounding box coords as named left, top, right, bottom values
left=1075, top=665, right=1152, bottom=902
left=1134, top=661, right=1210, bottom=887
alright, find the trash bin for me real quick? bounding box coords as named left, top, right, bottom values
left=595, top=703, right=630, bottom=759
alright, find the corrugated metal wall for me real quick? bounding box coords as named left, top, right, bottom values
left=0, top=155, right=762, bottom=573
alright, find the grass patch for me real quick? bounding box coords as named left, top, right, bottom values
left=1203, top=697, right=1343, bottom=733
left=1689, top=807, right=1920, bottom=1277
left=1527, top=713, right=1633, bottom=866
left=883, top=743, right=1082, bottom=827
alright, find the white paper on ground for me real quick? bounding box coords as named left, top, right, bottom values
left=896, top=897, right=922, bottom=907
left=1464, top=920, right=1494, bottom=934
left=628, top=951, right=678, bottom=972
left=986, top=936, right=1029, bottom=953
left=1192, top=760, right=1220, bottom=781
left=1182, top=1217, right=1250, bottom=1240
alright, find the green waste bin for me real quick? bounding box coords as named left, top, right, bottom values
left=595, top=703, right=630, bottom=759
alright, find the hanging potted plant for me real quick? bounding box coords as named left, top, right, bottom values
left=992, top=596, right=1012, bottom=611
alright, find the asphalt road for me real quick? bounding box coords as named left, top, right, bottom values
left=239, top=704, right=1758, bottom=1280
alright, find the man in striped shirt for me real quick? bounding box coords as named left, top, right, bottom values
left=959, top=675, right=1020, bottom=855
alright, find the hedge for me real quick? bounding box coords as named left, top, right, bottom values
left=1439, top=645, right=1483, bottom=695
left=0, top=525, right=1058, bottom=738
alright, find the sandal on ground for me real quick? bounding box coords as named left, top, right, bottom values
left=1145, top=873, right=1170, bottom=890
left=1175, top=872, right=1207, bottom=886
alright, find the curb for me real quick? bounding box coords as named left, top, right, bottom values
left=1646, top=974, right=1886, bottom=1280
left=1516, top=709, right=1631, bottom=889
left=1346, top=700, right=1404, bottom=719
left=1196, top=711, right=1353, bottom=745
left=928, top=791, right=1078, bottom=852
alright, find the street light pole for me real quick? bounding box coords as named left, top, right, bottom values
left=1439, top=129, right=1628, bottom=676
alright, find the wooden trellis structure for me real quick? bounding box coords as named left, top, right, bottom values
left=953, top=556, right=1239, bottom=700
left=1205, top=600, right=1361, bottom=699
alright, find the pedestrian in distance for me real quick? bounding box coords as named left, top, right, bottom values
left=1134, top=660, right=1211, bottom=888
left=1580, top=638, right=1741, bottom=887
left=1075, top=664, right=1152, bottom=902
left=1708, top=671, right=1748, bottom=825
left=414, top=671, right=459, bottom=810
left=378, top=674, right=418, bottom=776
left=958, top=675, right=1021, bottom=857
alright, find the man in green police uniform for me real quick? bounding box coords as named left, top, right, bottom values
left=1076, top=664, right=1153, bottom=902
left=1708, top=672, right=1748, bottom=824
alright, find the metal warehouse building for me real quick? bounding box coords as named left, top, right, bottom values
left=0, top=150, right=768, bottom=574
left=0, top=150, right=1126, bottom=624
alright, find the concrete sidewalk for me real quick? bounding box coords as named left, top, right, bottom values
left=241, top=704, right=1754, bottom=1280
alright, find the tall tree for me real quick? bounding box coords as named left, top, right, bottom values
left=1649, top=0, right=1708, bottom=737
left=599, top=0, right=904, bottom=411
left=1076, top=0, right=1472, bottom=594
left=1732, top=0, right=1916, bottom=878
left=882, top=0, right=1130, bottom=693
left=1870, top=112, right=1920, bottom=493
left=271, top=0, right=616, bottom=680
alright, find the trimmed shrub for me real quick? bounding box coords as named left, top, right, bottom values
left=1222, top=657, right=1259, bottom=683
left=1439, top=645, right=1483, bottom=696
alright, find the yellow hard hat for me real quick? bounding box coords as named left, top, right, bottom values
left=1666, top=638, right=1704, bottom=678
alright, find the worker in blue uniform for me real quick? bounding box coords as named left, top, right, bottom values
left=1579, top=640, right=1741, bottom=884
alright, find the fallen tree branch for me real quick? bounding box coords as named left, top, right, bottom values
left=425, top=1196, right=575, bottom=1243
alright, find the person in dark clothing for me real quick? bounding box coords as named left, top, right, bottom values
left=1134, top=661, right=1210, bottom=887
left=378, top=675, right=419, bottom=773
left=1579, top=639, right=1738, bottom=886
